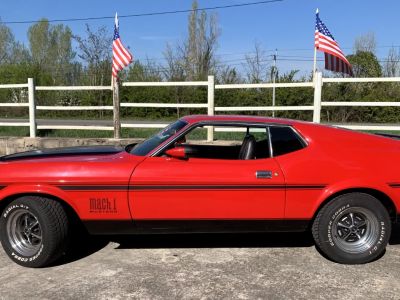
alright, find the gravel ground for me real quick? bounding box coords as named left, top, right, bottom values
left=0, top=226, right=399, bottom=300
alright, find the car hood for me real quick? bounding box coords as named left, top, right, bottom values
left=0, top=145, right=144, bottom=186
left=0, top=145, right=125, bottom=162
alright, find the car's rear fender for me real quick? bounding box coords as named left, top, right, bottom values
left=312, top=179, right=399, bottom=222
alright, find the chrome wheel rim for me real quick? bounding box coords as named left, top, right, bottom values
left=332, top=207, right=380, bottom=254
left=6, top=209, right=42, bottom=256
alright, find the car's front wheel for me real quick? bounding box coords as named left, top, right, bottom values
left=0, top=196, right=69, bottom=268
left=312, top=193, right=391, bottom=264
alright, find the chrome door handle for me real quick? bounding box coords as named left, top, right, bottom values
left=256, top=170, right=272, bottom=179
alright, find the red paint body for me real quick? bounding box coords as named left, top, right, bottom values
left=0, top=115, right=399, bottom=228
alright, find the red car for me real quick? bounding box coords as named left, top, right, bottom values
left=0, top=115, right=399, bottom=267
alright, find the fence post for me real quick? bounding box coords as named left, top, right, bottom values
left=27, top=78, right=37, bottom=138
left=112, top=78, right=121, bottom=139
left=313, top=71, right=322, bottom=123
left=207, top=75, right=215, bottom=142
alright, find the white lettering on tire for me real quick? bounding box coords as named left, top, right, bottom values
left=3, top=204, right=29, bottom=218
left=328, top=204, right=350, bottom=247
left=11, top=244, right=44, bottom=263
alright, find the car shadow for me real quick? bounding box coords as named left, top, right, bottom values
left=52, top=224, right=400, bottom=267
left=390, top=223, right=400, bottom=245
left=52, top=231, right=315, bottom=267
left=52, top=233, right=110, bottom=267
left=111, top=223, right=400, bottom=249
left=110, top=231, right=315, bottom=250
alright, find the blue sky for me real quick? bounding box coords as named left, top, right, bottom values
left=1, top=0, right=399, bottom=76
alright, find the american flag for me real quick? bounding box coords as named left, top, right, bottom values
left=112, top=13, right=133, bottom=78
left=315, top=9, right=353, bottom=76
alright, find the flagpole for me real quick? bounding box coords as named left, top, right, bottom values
left=313, top=8, right=319, bottom=80
left=313, top=46, right=317, bottom=78
left=111, top=11, right=132, bottom=139
left=112, top=75, right=121, bottom=139
left=313, top=8, right=319, bottom=79
left=272, top=48, right=277, bottom=118
left=112, top=12, right=122, bottom=139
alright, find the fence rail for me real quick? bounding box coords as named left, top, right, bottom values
left=0, top=83, right=28, bottom=89
left=215, top=82, right=314, bottom=89
left=36, top=86, right=113, bottom=91
left=1, top=72, right=400, bottom=139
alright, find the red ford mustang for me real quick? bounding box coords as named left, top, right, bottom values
left=0, top=115, right=399, bottom=267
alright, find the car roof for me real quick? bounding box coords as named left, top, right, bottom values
left=180, top=114, right=307, bottom=126
left=179, top=115, right=400, bottom=150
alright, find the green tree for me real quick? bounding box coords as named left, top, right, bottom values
left=164, top=0, right=220, bottom=81
left=73, top=24, right=112, bottom=86
left=383, top=47, right=400, bottom=77
left=347, top=51, right=382, bottom=77
left=11, top=42, right=31, bottom=64
left=73, top=24, right=113, bottom=119
left=0, top=23, right=15, bottom=64
left=354, top=32, right=376, bottom=54
left=218, top=66, right=242, bottom=84
left=244, top=42, right=269, bottom=83
left=28, top=19, right=75, bottom=84
left=322, top=49, right=386, bottom=123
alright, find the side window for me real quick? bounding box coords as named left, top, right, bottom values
left=248, top=127, right=270, bottom=159
left=168, top=125, right=271, bottom=160
left=269, top=126, right=305, bottom=156
left=184, top=127, right=207, bottom=143
left=185, top=127, right=244, bottom=145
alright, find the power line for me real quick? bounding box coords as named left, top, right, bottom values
left=133, top=46, right=400, bottom=63
left=2, top=0, right=283, bottom=25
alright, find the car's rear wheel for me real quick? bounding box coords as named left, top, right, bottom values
left=0, top=196, right=69, bottom=268
left=312, top=193, right=391, bottom=264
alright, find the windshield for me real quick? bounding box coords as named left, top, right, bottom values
left=130, top=120, right=188, bottom=156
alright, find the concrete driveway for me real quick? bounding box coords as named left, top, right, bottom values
left=0, top=226, right=399, bottom=300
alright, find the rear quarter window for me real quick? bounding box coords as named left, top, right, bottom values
left=270, top=126, right=305, bottom=156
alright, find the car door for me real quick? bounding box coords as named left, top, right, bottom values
left=129, top=126, right=285, bottom=220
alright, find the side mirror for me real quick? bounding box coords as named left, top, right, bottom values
left=165, top=147, right=187, bottom=159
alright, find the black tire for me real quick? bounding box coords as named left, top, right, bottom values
left=312, top=193, right=391, bottom=264
left=0, top=196, right=69, bottom=268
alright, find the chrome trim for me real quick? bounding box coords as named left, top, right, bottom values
left=256, top=170, right=272, bottom=179
left=267, top=127, right=274, bottom=157
left=289, top=126, right=308, bottom=147
left=7, top=209, right=43, bottom=257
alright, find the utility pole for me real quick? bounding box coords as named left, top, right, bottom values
left=272, top=49, right=277, bottom=117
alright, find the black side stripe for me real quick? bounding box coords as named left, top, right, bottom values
left=286, top=185, right=326, bottom=190
left=0, top=185, right=6, bottom=190
left=58, top=185, right=129, bottom=191
left=57, top=184, right=326, bottom=191
left=388, top=183, right=400, bottom=188
left=132, top=185, right=326, bottom=191
left=133, top=185, right=285, bottom=191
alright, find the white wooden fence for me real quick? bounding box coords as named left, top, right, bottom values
left=1, top=71, right=400, bottom=139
